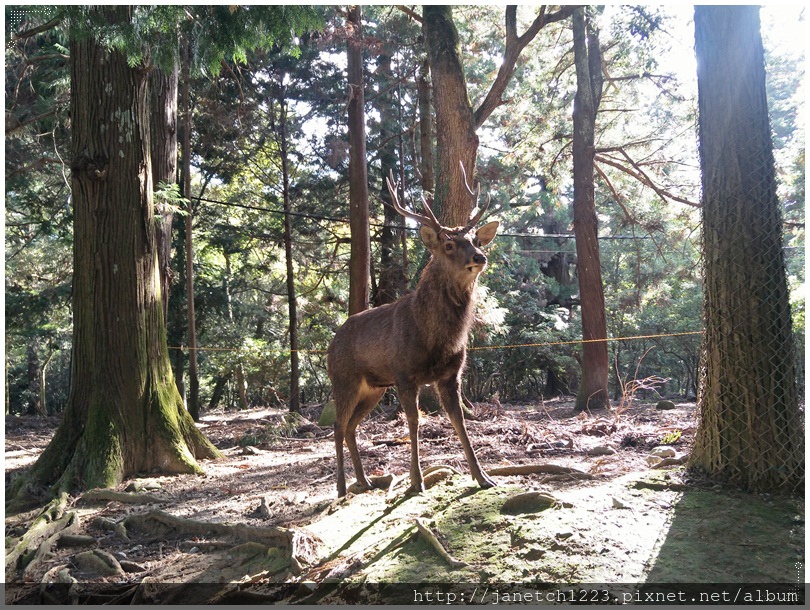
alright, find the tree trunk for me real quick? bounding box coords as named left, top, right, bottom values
left=19, top=10, right=220, bottom=497
left=422, top=5, right=574, bottom=226
left=207, top=373, right=232, bottom=411
left=423, top=5, right=478, bottom=226
left=416, top=58, right=435, bottom=194
left=690, top=6, right=803, bottom=491
left=571, top=7, right=609, bottom=412
left=346, top=5, right=370, bottom=316
left=150, top=65, right=178, bottom=322
left=223, top=251, right=249, bottom=410
left=26, top=340, right=43, bottom=416
left=40, top=350, right=54, bottom=416
left=181, top=38, right=200, bottom=420
left=373, top=46, right=407, bottom=306
left=278, top=96, right=301, bottom=413
left=169, top=213, right=187, bottom=401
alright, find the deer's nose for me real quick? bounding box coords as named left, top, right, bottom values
left=472, top=253, right=486, bottom=265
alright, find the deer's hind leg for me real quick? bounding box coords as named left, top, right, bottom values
left=344, top=385, right=386, bottom=492
left=334, top=378, right=385, bottom=496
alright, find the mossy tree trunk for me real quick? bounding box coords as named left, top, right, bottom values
left=18, top=8, right=220, bottom=500
left=571, top=7, right=609, bottom=412
left=690, top=6, right=803, bottom=491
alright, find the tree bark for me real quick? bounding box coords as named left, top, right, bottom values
left=422, top=5, right=478, bottom=226
left=690, top=6, right=803, bottom=491
left=416, top=58, right=435, bottom=194
left=19, top=8, right=220, bottom=498
left=26, top=340, right=44, bottom=416
left=346, top=5, right=370, bottom=316
left=373, top=45, right=407, bottom=306
left=571, top=7, right=609, bottom=412
left=181, top=38, right=201, bottom=420
left=150, top=65, right=178, bottom=323
left=422, top=5, right=574, bottom=226
left=278, top=96, right=301, bottom=412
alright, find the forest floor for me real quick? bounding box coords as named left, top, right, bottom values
left=4, top=398, right=805, bottom=604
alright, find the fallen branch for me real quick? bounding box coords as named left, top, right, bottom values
left=414, top=518, right=467, bottom=568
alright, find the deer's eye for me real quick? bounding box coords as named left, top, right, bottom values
left=444, top=242, right=454, bottom=252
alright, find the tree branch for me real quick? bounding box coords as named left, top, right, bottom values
left=5, top=109, right=58, bottom=136
left=595, top=150, right=700, bottom=208
left=12, top=16, right=62, bottom=42
left=395, top=5, right=423, bottom=24
left=474, top=5, right=575, bottom=128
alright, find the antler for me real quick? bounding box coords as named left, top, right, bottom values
left=385, top=171, right=442, bottom=232
left=459, top=161, right=491, bottom=229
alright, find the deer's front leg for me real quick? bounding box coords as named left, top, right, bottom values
left=396, top=380, right=425, bottom=494
left=437, top=376, right=496, bottom=490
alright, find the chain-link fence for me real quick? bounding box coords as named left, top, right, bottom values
left=689, top=5, right=804, bottom=493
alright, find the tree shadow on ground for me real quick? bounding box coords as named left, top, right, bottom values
left=637, top=484, right=804, bottom=604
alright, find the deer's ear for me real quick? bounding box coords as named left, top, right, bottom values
left=476, top=221, right=499, bottom=246
left=419, top=226, right=442, bottom=250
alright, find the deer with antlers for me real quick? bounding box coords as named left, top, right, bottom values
left=327, top=164, right=499, bottom=497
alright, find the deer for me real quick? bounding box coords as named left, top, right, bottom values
left=327, top=164, right=499, bottom=497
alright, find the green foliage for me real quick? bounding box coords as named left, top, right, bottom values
left=8, top=6, right=322, bottom=75
left=5, top=6, right=804, bottom=415
left=154, top=182, right=189, bottom=219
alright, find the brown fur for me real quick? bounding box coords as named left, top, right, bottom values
left=327, top=221, right=499, bottom=496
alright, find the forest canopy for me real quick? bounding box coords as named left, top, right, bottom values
left=5, top=4, right=805, bottom=417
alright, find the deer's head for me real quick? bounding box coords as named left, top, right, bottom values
left=386, top=165, right=499, bottom=288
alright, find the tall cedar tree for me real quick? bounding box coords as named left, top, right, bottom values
left=347, top=5, right=371, bottom=315
left=17, top=7, right=221, bottom=500
left=690, top=6, right=803, bottom=491
left=571, top=7, right=609, bottom=411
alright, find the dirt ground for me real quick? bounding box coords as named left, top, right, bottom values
left=4, top=399, right=805, bottom=604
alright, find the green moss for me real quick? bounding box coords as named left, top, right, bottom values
left=80, top=400, right=126, bottom=488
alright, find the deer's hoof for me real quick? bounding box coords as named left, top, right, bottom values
left=346, top=480, right=372, bottom=495
left=405, top=482, right=426, bottom=496
left=477, top=474, right=497, bottom=489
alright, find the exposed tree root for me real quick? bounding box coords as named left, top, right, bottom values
left=651, top=455, right=688, bottom=469
left=298, top=524, right=417, bottom=604
left=72, top=549, right=126, bottom=577
left=487, top=463, right=595, bottom=479
left=500, top=491, right=561, bottom=514
left=121, top=509, right=322, bottom=567
left=632, top=480, right=689, bottom=492
left=79, top=489, right=164, bottom=505
left=423, top=465, right=462, bottom=488
left=5, top=491, right=75, bottom=578
left=21, top=513, right=82, bottom=579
